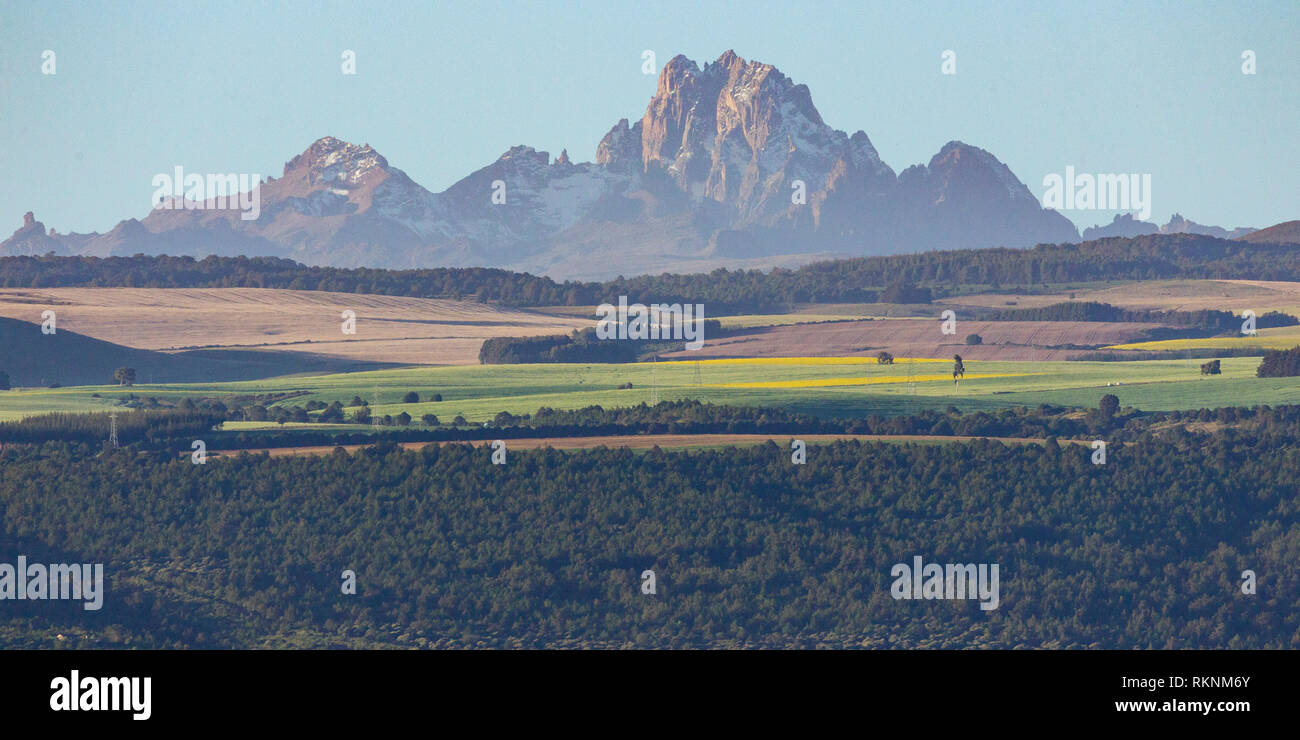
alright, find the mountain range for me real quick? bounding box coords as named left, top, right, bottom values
left=0, top=51, right=1269, bottom=280
left=1080, top=213, right=1257, bottom=241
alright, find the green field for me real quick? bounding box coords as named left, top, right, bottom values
left=3, top=355, right=1297, bottom=425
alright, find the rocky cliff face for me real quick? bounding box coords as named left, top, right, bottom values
left=5, top=51, right=1112, bottom=279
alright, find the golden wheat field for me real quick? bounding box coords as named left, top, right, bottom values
left=0, top=287, right=591, bottom=365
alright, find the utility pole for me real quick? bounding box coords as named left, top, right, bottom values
left=651, top=356, right=659, bottom=406
left=108, top=411, right=119, bottom=448
left=372, top=386, right=380, bottom=428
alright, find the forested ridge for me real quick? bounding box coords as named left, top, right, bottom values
left=2, top=406, right=1297, bottom=649
left=5, top=232, right=1300, bottom=313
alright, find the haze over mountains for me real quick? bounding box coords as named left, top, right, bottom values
left=2, top=52, right=1275, bottom=280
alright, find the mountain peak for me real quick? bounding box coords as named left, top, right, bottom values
left=927, top=141, right=1038, bottom=204
left=714, top=49, right=743, bottom=68
left=1, top=211, right=66, bottom=256
left=285, top=136, right=388, bottom=185
left=497, top=145, right=549, bottom=166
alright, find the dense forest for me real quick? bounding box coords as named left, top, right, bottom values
left=5, top=232, right=1300, bottom=313
left=2, top=409, right=1297, bottom=648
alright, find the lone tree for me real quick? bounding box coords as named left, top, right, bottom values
left=395, top=411, right=412, bottom=426
left=403, top=391, right=419, bottom=403
left=420, top=413, right=438, bottom=426
left=952, top=354, right=965, bottom=384
left=113, top=367, right=136, bottom=386
left=1200, top=359, right=1221, bottom=376
left=1100, top=393, right=1120, bottom=419
left=876, top=351, right=894, bottom=365
left=965, top=334, right=983, bottom=345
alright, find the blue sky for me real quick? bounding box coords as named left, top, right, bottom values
left=1, top=0, right=1296, bottom=235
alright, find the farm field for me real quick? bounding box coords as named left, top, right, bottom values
left=1105, top=324, right=1300, bottom=351
left=0, top=287, right=589, bottom=366
left=939, top=279, right=1300, bottom=316
left=659, top=318, right=1161, bottom=361
left=3, top=355, right=1294, bottom=424
left=531, top=304, right=905, bottom=328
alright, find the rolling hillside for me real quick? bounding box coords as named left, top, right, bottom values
left=0, top=316, right=400, bottom=387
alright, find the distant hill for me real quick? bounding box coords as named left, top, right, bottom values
left=1238, top=220, right=1300, bottom=245
left=0, top=316, right=400, bottom=387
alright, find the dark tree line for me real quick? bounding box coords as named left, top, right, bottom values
left=0, top=409, right=224, bottom=445
left=1257, top=346, right=1300, bottom=377
left=479, top=321, right=724, bottom=364
left=7, top=232, right=1300, bottom=314
left=980, top=302, right=1296, bottom=333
